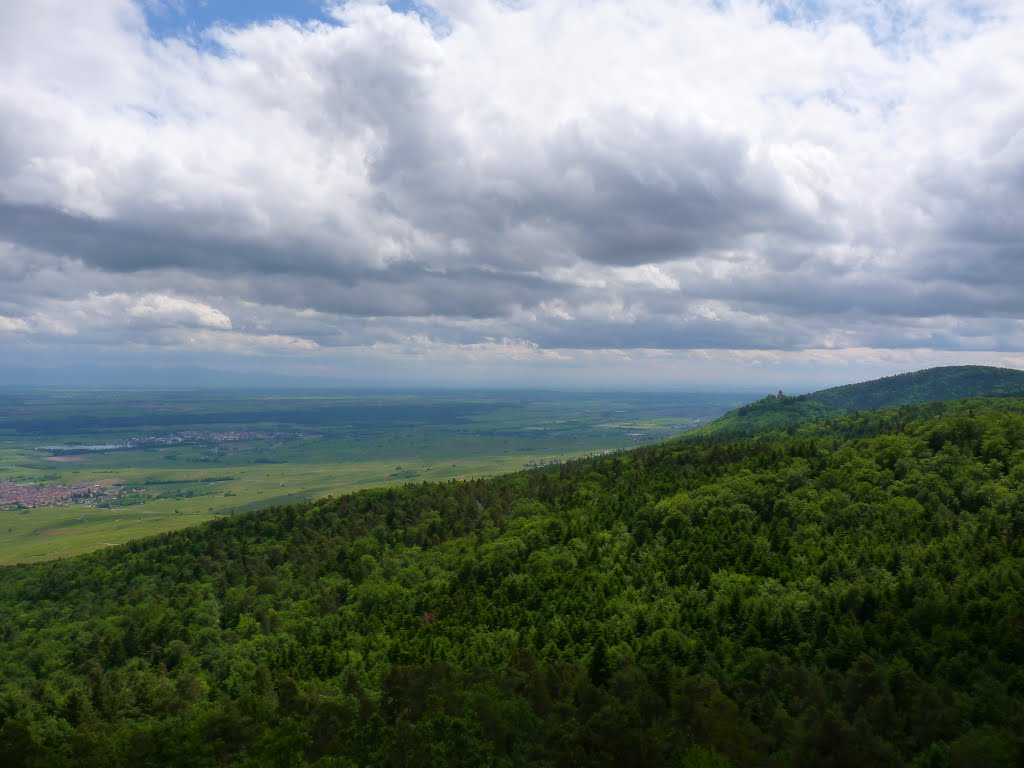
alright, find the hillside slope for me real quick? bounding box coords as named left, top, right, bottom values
left=803, top=365, right=1024, bottom=411
left=685, top=395, right=841, bottom=439
left=692, top=365, right=1024, bottom=439
left=1, top=397, right=1023, bottom=766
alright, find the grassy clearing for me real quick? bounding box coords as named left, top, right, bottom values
left=0, top=506, right=217, bottom=565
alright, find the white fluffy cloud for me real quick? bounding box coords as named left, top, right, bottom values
left=127, top=294, right=232, bottom=330
left=1, top=0, right=1023, bottom=384
left=0, top=315, right=29, bottom=333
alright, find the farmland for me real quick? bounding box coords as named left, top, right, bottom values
left=0, top=388, right=749, bottom=564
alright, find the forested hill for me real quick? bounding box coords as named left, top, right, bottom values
left=691, top=365, right=1024, bottom=439
left=1, top=396, right=1023, bottom=766
left=803, top=365, right=1024, bottom=411
left=685, top=395, right=842, bottom=439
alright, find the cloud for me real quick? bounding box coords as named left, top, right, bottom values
left=169, top=329, right=320, bottom=353
left=127, top=293, right=232, bottom=330
left=0, top=0, right=1023, bottom=383
left=19, top=292, right=230, bottom=334
left=0, top=314, right=29, bottom=333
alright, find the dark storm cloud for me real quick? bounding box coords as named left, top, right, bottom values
left=677, top=267, right=1024, bottom=321
left=525, top=117, right=837, bottom=267
left=0, top=200, right=572, bottom=327
left=0, top=203, right=292, bottom=274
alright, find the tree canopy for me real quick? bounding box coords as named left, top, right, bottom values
left=692, top=365, right=1024, bottom=440
left=1, top=396, right=1023, bottom=766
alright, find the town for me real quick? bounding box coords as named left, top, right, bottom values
left=0, top=478, right=142, bottom=509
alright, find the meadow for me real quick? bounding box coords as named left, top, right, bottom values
left=0, top=388, right=749, bottom=564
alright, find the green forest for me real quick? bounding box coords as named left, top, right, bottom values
left=805, top=365, right=1024, bottom=411
left=2, top=392, right=1023, bottom=765
left=692, top=365, right=1024, bottom=440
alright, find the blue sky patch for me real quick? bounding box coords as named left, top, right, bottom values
left=142, top=1, right=424, bottom=38
left=143, top=1, right=331, bottom=38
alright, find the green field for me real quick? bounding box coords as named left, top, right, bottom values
left=0, top=388, right=749, bottom=564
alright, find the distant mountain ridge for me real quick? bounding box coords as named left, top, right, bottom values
left=691, top=365, right=1024, bottom=439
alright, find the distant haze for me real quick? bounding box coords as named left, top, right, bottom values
left=2, top=2, right=1024, bottom=388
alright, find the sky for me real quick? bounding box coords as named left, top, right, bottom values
left=1, top=0, right=1024, bottom=390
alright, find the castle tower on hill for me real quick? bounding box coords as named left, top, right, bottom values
left=777, top=390, right=784, bottom=400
